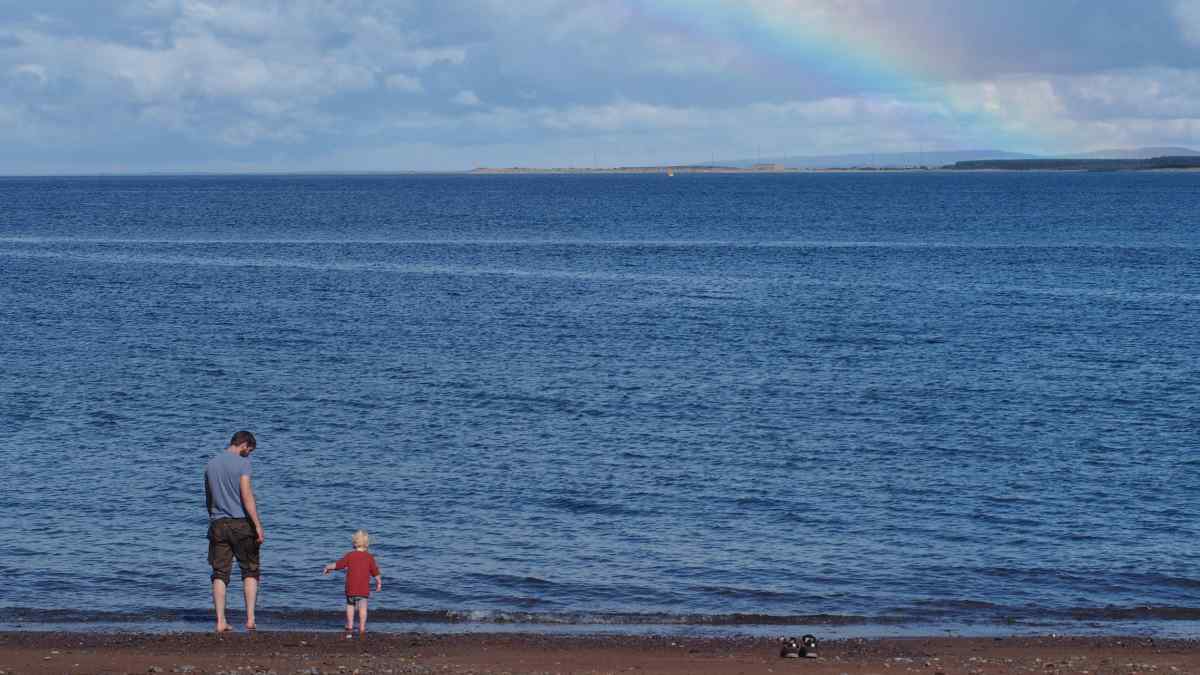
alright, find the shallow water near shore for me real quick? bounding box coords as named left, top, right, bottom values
left=0, top=172, right=1197, bottom=635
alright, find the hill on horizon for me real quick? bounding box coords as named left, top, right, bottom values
left=710, top=147, right=1198, bottom=169
left=714, top=149, right=1037, bottom=169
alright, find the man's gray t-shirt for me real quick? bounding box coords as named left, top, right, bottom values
left=206, top=451, right=252, bottom=520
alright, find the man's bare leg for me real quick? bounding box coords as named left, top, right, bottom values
left=212, top=579, right=230, bottom=632
left=358, top=599, right=368, bottom=637
left=244, top=576, right=259, bottom=629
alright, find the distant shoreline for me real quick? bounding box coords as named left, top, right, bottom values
left=469, top=165, right=935, bottom=174
left=473, top=155, right=1200, bottom=173
left=467, top=167, right=1200, bottom=174
left=3, top=161, right=1199, bottom=179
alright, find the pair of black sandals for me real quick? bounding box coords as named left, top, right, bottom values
left=779, top=634, right=818, bottom=658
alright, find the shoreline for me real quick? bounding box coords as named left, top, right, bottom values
left=2, top=631, right=1198, bottom=674
left=3, top=167, right=1199, bottom=178
left=468, top=166, right=938, bottom=174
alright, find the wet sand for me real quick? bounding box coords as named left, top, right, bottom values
left=1, top=631, right=1197, bottom=674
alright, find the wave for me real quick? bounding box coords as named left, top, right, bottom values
left=6, top=247, right=1196, bottom=303
left=0, top=607, right=900, bottom=627
left=7, top=605, right=1200, bottom=628
left=0, top=248, right=688, bottom=282
left=1, top=236, right=1197, bottom=250
left=539, top=496, right=646, bottom=517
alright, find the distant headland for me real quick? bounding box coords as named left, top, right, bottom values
left=471, top=147, right=1200, bottom=173
left=470, top=163, right=872, bottom=174
left=945, top=156, right=1200, bottom=171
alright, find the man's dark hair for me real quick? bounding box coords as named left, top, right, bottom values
left=230, top=430, right=257, bottom=449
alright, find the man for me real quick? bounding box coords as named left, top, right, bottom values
left=204, top=430, right=265, bottom=632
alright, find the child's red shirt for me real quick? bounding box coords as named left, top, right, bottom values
left=334, top=550, right=380, bottom=597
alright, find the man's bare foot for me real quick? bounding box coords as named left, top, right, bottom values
left=245, top=624, right=257, bottom=631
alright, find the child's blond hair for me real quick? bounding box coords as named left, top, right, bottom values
left=352, top=529, right=371, bottom=550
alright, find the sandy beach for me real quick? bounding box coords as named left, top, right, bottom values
left=2, top=631, right=1197, bottom=674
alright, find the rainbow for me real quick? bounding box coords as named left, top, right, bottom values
left=636, top=0, right=1050, bottom=153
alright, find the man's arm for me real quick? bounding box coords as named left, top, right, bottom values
left=239, top=474, right=264, bottom=544
left=205, top=473, right=213, bottom=516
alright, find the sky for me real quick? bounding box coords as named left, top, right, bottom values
left=1, top=0, right=1199, bottom=173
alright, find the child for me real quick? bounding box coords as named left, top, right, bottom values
left=323, top=529, right=382, bottom=636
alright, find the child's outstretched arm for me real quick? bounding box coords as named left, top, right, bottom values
left=325, top=555, right=349, bottom=575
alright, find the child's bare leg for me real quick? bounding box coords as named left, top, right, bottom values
left=344, top=603, right=354, bottom=631
left=357, top=599, right=368, bottom=635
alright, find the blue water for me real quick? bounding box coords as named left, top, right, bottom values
left=1, top=172, right=1198, bottom=635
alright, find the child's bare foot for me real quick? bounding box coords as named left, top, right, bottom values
left=215, top=623, right=232, bottom=633
left=245, top=623, right=257, bottom=631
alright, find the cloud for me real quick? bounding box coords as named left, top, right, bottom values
left=1172, top=0, right=1200, bottom=44
left=452, top=89, right=481, bottom=105
left=384, top=72, right=424, bottom=92
left=941, top=68, right=1200, bottom=152
left=8, top=63, right=47, bottom=87
left=738, top=0, right=1200, bottom=79
left=1056, top=68, right=1200, bottom=119
left=0, top=1, right=480, bottom=153
left=0, top=0, right=1196, bottom=172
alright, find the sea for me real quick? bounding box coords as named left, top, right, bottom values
left=0, top=172, right=1197, bottom=637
